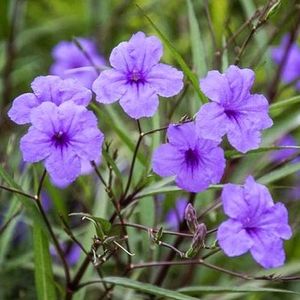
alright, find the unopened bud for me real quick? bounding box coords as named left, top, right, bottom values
left=192, top=223, right=207, bottom=250
left=185, top=223, right=207, bottom=258
left=184, top=203, right=198, bottom=233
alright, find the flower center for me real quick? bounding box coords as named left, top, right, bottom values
left=224, top=109, right=237, bottom=119
left=127, top=69, right=145, bottom=84
left=51, top=131, right=70, bottom=148
left=185, top=148, right=199, bottom=169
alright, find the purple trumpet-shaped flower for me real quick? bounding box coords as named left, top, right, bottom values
left=20, top=102, right=104, bottom=187
left=152, top=122, right=225, bottom=193
left=92, top=31, right=184, bottom=119
left=196, top=65, right=273, bottom=153
left=8, top=76, right=92, bottom=125
left=217, top=176, right=292, bottom=269
left=271, top=35, right=300, bottom=90
left=50, top=38, right=106, bottom=89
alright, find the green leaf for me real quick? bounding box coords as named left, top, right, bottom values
left=33, top=226, right=57, bottom=300
left=258, top=162, right=300, bottom=185
left=136, top=4, right=206, bottom=104
left=186, top=0, right=207, bottom=77
left=270, top=95, right=300, bottom=114
left=94, top=277, right=199, bottom=300
left=225, top=146, right=300, bottom=159
left=134, top=181, right=223, bottom=200
left=178, top=285, right=299, bottom=296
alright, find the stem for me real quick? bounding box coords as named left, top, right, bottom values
left=0, top=207, right=22, bottom=235
left=234, top=0, right=276, bottom=65
left=123, top=132, right=144, bottom=198
left=0, top=184, right=36, bottom=200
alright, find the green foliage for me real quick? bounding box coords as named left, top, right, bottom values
left=33, top=226, right=57, bottom=300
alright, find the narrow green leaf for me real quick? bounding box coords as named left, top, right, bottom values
left=225, top=146, right=300, bottom=159
left=96, top=277, right=199, bottom=300
left=270, top=95, right=300, bottom=114
left=33, top=226, right=57, bottom=300
left=258, top=162, right=300, bottom=185
left=178, top=285, right=299, bottom=296
left=135, top=182, right=223, bottom=199
left=136, top=4, right=206, bottom=104
left=186, top=0, right=207, bottom=77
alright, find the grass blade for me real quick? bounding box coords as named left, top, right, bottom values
left=33, top=226, right=57, bottom=300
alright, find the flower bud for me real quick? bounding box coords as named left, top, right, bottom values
left=184, top=203, right=198, bottom=233
left=185, top=223, right=207, bottom=258
left=192, top=223, right=207, bottom=250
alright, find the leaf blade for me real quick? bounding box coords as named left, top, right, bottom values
left=33, top=226, right=57, bottom=300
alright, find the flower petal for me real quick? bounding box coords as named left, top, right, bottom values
left=227, top=115, right=262, bottom=153
left=167, top=122, right=198, bottom=150
left=30, top=102, right=59, bottom=135
left=199, top=70, right=231, bottom=103
left=45, top=147, right=81, bottom=187
left=109, top=41, right=134, bottom=72
left=221, top=183, right=249, bottom=219
left=31, top=76, right=62, bottom=104
left=71, top=128, right=104, bottom=161
left=119, top=84, right=159, bottom=119
left=196, top=102, right=230, bottom=142
left=127, top=32, right=163, bottom=72
left=197, top=144, right=225, bottom=183
left=225, top=65, right=255, bottom=104
left=92, top=69, right=127, bottom=104
left=147, top=63, right=183, bottom=97
left=20, top=128, right=52, bottom=162
left=243, top=176, right=274, bottom=219
left=8, top=93, right=40, bottom=125
left=175, top=166, right=212, bottom=193
left=217, top=219, right=253, bottom=256
left=236, top=94, right=273, bottom=130
left=249, top=229, right=285, bottom=269
left=256, top=203, right=292, bottom=240
left=57, top=78, right=92, bottom=106
left=152, top=144, right=183, bottom=177
left=58, top=102, right=97, bottom=136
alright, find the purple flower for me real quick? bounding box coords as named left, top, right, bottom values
left=165, top=198, right=188, bottom=230
left=50, top=38, right=106, bottom=89
left=152, top=122, right=225, bottom=193
left=92, top=32, right=184, bottom=119
left=20, top=102, right=104, bottom=187
left=196, top=65, right=273, bottom=153
left=271, top=35, right=300, bottom=90
left=271, top=135, right=299, bottom=162
left=8, top=76, right=92, bottom=125
left=217, top=176, right=292, bottom=269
